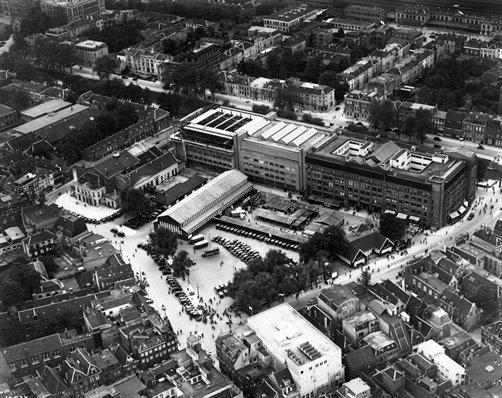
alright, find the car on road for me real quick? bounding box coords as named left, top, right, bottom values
left=116, top=231, right=125, bottom=237
left=335, top=106, right=340, bottom=111
left=477, top=144, right=485, bottom=150
left=434, top=144, right=442, bottom=148
left=110, top=228, right=118, bottom=234
left=467, top=213, right=475, bottom=221
left=433, top=136, right=441, bottom=141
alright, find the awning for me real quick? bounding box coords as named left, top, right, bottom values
left=450, top=211, right=459, bottom=219
left=396, top=213, right=408, bottom=220
left=463, top=200, right=468, bottom=207
left=384, top=210, right=396, bottom=215
left=409, top=216, right=420, bottom=222
left=458, top=206, right=466, bottom=213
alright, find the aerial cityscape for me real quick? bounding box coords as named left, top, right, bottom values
left=1, top=0, right=502, bottom=397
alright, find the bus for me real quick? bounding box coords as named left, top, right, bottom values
left=189, top=234, right=204, bottom=244
left=194, top=240, right=209, bottom=249
left=202, top=248, right=220, bottom=257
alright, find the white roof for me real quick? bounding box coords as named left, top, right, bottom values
left=20, top=99, right=71, bottom=118
left=14, top=104, right=88, bottom=134
left=158, top=170, right=249, bottom=227
left=76, top=40, right=107, bottom=49
left=247, top=303, right=342, bottom=365
left=3, top=226, right=25, bottom=241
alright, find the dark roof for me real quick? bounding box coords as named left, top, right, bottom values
left=494, top=219, right=502, bottom=237
left=1, top=334, right=62, bottom=362
left=84, top=308, right=109, bottom=329
left=124, top=151, right=177, bottom=187
left=25, top=230, right=57, bottom=246
left=350, top=231, right=393, bottom=253
left=344, top=243, right=366, bottom=263
left=153, top=174, right=207, bottom=206
left=0, top=103, right=15, bottom=117
left=22, top=203, right=61, bottom=225
left=430, top=264, right=455, bottom=285
left=370, top=283, right=402, bottom=306
left=319, top=284, right=358, bottom=307
left=440, top=289, right=474, bottom=317
left=93, top=151, right=139, bottom=179
left=436, top=257, right=461, bottom=275
left=344, top=345, right=377, bottom=377
left=381, top=279, right=410, bottom=305
left=55, top=213, right=88, bottom=238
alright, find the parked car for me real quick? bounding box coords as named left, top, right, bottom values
left=467, top=213, right=475, bottom=221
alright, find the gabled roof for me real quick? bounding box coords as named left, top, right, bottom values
left=430, top=264, right=455, bottom=285
left=440, top=289, right=475, bottom=317
left=436, top=257, right=461, bottom=275
left=350, top=231, right=393, bottom=253
left=24, top=230, right=57, bottom=247
left=1, top=334, right=62, bottom=362
left=381, top=279, right=410, bottom=305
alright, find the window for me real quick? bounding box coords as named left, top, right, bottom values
left=20, top=359, right=28, bottom=367
left=43, top=353, right=50, bottom=361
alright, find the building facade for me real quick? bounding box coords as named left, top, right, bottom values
left=75, top=40, right=109, bottom=67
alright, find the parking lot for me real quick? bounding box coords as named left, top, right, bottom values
left=88, top=217, right=299, bottom=355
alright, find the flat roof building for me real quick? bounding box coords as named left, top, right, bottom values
left=156, top=169, right=252, bottom=237
left=172, top=107, right=331, bottom=191
left=305, top=135, right=477, bottom=228
left=20, top=99, right=72, bottom=121
left=247, top=303, right=344, bottom=397
left=75, top=40, right=109, bottom=67
left=263, top=4, right=324, bottom=32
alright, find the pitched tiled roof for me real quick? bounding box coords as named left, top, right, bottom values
left=1, top=334, right=62, bottom=362
left=350, top=231, right=393, bottom=253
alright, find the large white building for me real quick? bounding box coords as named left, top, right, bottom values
left=247, top=303, right=345, bottom=398
left=263, top=4, right=324, bottom=32
left=414, top=340, right=465, bottom=386
left=40, top=0, right=104, bottom=23
left=156, top=169, right=253, bottom=237
left=75, top=40, right=108, bottom=67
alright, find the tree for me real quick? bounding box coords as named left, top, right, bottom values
left=318, top=70, right=337, bottom=88
left=94, top=55, right=120, bottom=80
left=34, top=307, right=81, bottom=336
left=19, top=7, right=55, bottom=36
left=230, top=250, right=299, bottom=314
left=252, top=104, right=270, bottom=114
left=148, top=227, right=177, bottom=258
left=361, top=269, right=371, bottom=287
left=0, top=87, right=30, bottom=111
left=379, top=100, right=397, bottom=131
left=300, top=226, right=347, bottom=264
left=369, top=100, right=396, bottom=131
left=39, top=255, right=59, bottom=278
left=274, top=86, right=297, bottom=111
left=85, top=20, right=145, bottom=53
left=0, top=262, right=41, bottom=305
left=120, top=188, right=154, bottom=218
left=401, top=115, right=415, bottom=140
left=302, top=113, right=324, bottom=126
left=379, top=213, right=407, bottom=243
left=172, top=250, right=194, bottom=278
left=0, top=52, right=36, bottom=80
left=413, top=108, right=434, bottom=144
left=62, top=74, right=93, bottom=95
